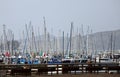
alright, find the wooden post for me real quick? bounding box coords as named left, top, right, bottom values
left=57, top=64, right=58, bottom=74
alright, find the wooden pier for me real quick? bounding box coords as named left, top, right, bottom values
left=0, top=63, right=120, bottom=77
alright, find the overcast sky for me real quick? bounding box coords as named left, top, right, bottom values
left=0, top=0, right=120, bottom=39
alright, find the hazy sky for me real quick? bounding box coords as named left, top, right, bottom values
left=0, top=0, right=120, bottom=39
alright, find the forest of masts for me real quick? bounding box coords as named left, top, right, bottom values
left=0, top=18, right=118, bottom=58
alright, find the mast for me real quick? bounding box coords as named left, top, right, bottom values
left=86, top=26, right=89, bottom=55
left=43, top=17, right=47, bottom=54
left=38, top=27, right=41, bottom=53
left=108, top=32, right=113, bottom=53
left=3, top=24, right=7, bottom=53
left=53, top=37, right=56, bottom=54
left=77, top=27, right=80, bottom=54
left=110, top=32, right=113, bottom=55
left=62, top=31, right=64, bottom=58
left=11, top=32, right=14, bottom=56
left=28, top=22, right=32, bottom=55
left=66, top=33, right=69, bottom=57
left=3, top=24, right=9, bottom=64
left=0, top=35, right=3, bottom=53
left=90, top=29, right=94, bottom=56
left=47, top=32, right=50, bottom=54
left=31, top=26, right=37, bottom=55
left=69, top=22, right=73, bottom=57
left=113, top=32, right=116, bottom=53
left=93, top=35, right=97, bottom=55
left=25, top=24, right=28, bottom=54
left=55, top=37, right=58, bottom=54
left=78, top=32, right=81, bottom=54
left=57, top=30, right=61, bottom=54
left=23, top=24, right=29, bottom=57
left=101, top=32, right=105, bottom=52
left=81, top=24, right=85, bottom=55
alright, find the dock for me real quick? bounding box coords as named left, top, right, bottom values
left=0, top=63, right=120, bottom=77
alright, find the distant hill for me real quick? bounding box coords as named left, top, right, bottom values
left=90, top=29, right=120, bottom=51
